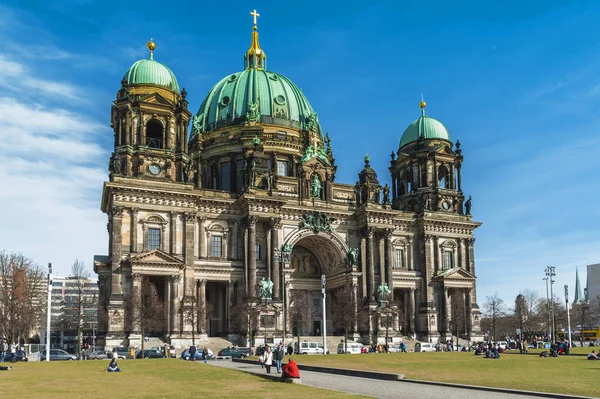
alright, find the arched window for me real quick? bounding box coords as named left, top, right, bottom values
left=145, top=119, right=163, bottom=149
left=438, top=165, right=450, bottom=189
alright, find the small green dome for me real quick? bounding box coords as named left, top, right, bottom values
left=123, top=59, right=180, bottom=92
left=399, top=115, right=451, bottom=149
left=192, top=69, right=319, bottom=134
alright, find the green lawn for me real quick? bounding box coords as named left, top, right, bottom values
left=288, top=351, right=599, bottom=397
left=2, top=359, right=368, bottom=399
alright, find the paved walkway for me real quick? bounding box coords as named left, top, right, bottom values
left=209, top=360, right=570, bottom=399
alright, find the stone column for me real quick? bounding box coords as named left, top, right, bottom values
left=444, top=288, right=451, bottom=334
left=223, top=230, right=229, bottom=261
left=184, top=213, right=196, bottom=297
left=360, top=233, right=367, bottom=298
left=270, top=218, right=281, bottom=300
left=198, top=217, right=206, bottom=259
left=352, top=283, right=359, bottom=333
left=243, top=226, right=249, bottom=289
left=228, top=219, right=237, bottom=260
left=131, top=273, right=142, bottom=333
left=408, top=288, right=416, bottom=335
left=466, top=238, right=475, bottom=274
left=366, top=227, right=375, bottom=301
left=199, top=279, right=207, bottom=334
left=456, top=163, right=462, bottom=192
left=169, top=211, right=177, bottom=255
left=110, top=206, right=124, bottom=298
left=465, top=288, right=473, bottom=338
left=170, top=275, right=181, bottom=335
left=165, top=279, right=172, bottom=335
left=247, top=216, right=258, bottom=294
left=130, top=207, right=138, bottom=253
left=384, top=229, right=393, bottom=299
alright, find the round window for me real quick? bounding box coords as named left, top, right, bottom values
left=148, top=163, right=161, bottom=175
left=269, top=74, right=279, bottom=81
left=228, top=74, right=237, bottom=82
left=275, top=95, right=286, bottom=105
left=221, top=96, right=230, bottom=106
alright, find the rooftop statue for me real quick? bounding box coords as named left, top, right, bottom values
left=377, top=282, right=391, bottom=302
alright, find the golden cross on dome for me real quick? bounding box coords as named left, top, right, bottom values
left=250, top=9, right=260, bottom=26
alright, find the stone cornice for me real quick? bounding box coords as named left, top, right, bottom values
left=422, top=218, right=481, bottom=236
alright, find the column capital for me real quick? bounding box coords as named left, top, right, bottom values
left=111, top=206, right=124, bottom=217
left=170, top=275, right=182, bottom=283
left=197, top=279, right=207, bottom=288
left=465, top=237, right=476, bottom=245
left=382, top=228, right=394, bottom=240
left=132, top=273, right=142, bottom=282
left=270, top=217, right=281, bottom=230
left=246, top=215, right=259, bottom=228
left=131, top=207, right=139, bottom=216
left=184, top=212, right=196, bottom=223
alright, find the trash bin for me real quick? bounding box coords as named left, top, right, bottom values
left=130, top=348, right=135, bottom=358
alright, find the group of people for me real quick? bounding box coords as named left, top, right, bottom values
left=188, top=345, right=210, bottom=363
left=257, top=343, right=300, bottom=380
left=474, top=343, right=502, bottom=358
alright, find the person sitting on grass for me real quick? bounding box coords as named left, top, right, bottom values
left=587, top=350, right=598, bottom=360
left=281, top=358, right=300, bottom=380
left=0, top=365, right=11, bottom=371
left=106, top=358, right=121, bottom=372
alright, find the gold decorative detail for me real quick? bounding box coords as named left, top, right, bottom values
left=245, top=9, right=266, bottom=69
left=250, top=9, right=260, bottom=26
left=420, top=94, right=426, bottom=116
left=147, top=38, right=156, bottom=60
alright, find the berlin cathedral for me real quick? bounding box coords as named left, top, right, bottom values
left=94, top=12, right=483, bottom=349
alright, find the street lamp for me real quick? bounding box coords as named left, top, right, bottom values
left=545, top=266, right=556, bottom=342
left=427, top=300, right=435, bottom=343
left=274, top=245, right=292, bottom=344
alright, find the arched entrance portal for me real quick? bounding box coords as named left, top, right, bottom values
left=284, top=232, right=349, bottom=336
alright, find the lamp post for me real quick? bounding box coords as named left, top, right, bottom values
left=543, top=276, right=550, bottom=340
left=427, top=300, right=435, bottom=343
left=564, top=284, right=572, bottom=350
left=545, top=266, right=556, bottom=342
left=46, top=263, right=52, bottom=362
left=274, top=245, right=292, bottom=344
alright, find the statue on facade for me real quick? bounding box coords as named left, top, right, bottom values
left=183, top=162, right=194, bottom=184
left=346, top=248, right=359, bottom=266
left=325, top=132, right=332, bottom=156
left=377, top=283, right=391, bottom=302
left=192, top=115, right=203, bottom=133
left=111, top=155, right=121, bottom=174
left=258, top=277, right=273, bottom=300
left=465, top=195, right=472, bottom=215
left=300, top=212, right=334, bottom=234
left=382, top=184, right=390, bottom=204
left=305, top=112, right=318, bottom=132
left=246, top=101, right=260, bottom=122
left=310, top=174, right=322, bottom=198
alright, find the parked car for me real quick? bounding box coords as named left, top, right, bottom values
left=496, top=341, right=508, bottom=350
left=106, top=347, right=132, bottom=359
left=4, top=350, right=28, bottom=362
left=88, top=350, right=108, bottom=360
left=180, top=347, right=213, bottom=360
left=217, top=347, right=249, bottom=359
left=294, top=341, right=325, bottom=355
left=136, top=349, right=165, bottom=359
left=414, top=342, right=435, bottom=352
left=149, top=345, right=177, bottom=357
left=337, top=342, right=364, bottom=354
left=40, top=349, right=77, bottom=361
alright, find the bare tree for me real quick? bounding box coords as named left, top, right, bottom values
left=571, top=302, right=591, bottom=344
left=125, top=276, right=165, bottom=358
left=378, top=298, right=402, bottom=347
left=0, top=251, right=46, bottom=346
left=60, top=259, right=92, bottom=359
left=514, top=294, right=527, bottom=339
left=483, top=293, right=505, bottom=341
left=181, top=292, right=214, bottom=346
left=289, top=290, right=311, bottom=351
left=331, top=285, right=355, bottom=352
left=230, top=286, right=260, bottom=347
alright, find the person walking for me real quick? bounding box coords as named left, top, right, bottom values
left=189, top=344, right=197, bottom=361
left=274, top=344, right=284, bottom=373
left=202, top=347, right=209, bottom=364
left=261, top=346, right=273, bottom=374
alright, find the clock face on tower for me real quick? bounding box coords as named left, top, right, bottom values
left=148, top=163, right=161, bottom=175
left=442, top=201, right=451, bottom=210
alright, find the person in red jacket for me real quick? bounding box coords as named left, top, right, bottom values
left=281, top=358, right=300, bottom=380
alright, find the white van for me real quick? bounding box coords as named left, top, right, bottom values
left=337, top=342, right=364, bottom=354
left=294, top=341, right=325, bottom=355
left=414, top=342, right=435, bottom=352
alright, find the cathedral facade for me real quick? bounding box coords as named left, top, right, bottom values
left=94, top=17, right=482, bottom=348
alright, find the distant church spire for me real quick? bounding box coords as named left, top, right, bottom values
left=573, top=266, right=584, bottom=305
left=244, top=9, right=267, bottom=70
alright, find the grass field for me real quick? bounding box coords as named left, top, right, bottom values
left=1, top=359, right=368, bottom=399
left=288, top=350, right=600, bottom=397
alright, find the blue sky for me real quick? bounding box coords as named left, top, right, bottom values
left=1, top=0, right=599, bottom=309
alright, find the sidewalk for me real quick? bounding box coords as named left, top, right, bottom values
left=209, top=359, right=592, bottom=399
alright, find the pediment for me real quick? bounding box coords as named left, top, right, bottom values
left=139, top=92, right=173, bottom=105
left=127, top=249, right=184, bottom=265
left=435, top=267, right=475, bottom=280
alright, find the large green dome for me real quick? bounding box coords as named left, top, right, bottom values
left=192, top=69, right=319, bottom=134
left=123, top=59, right=180, bottom=92
left=399, top=115, right=451, bottom=149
